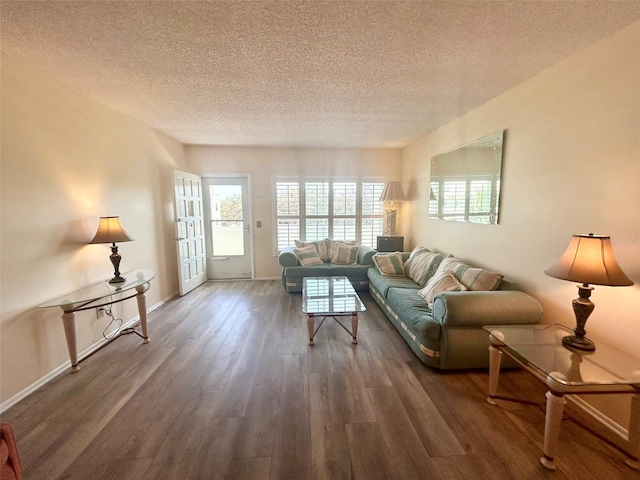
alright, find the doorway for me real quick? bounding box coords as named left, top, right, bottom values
left=202, top=176, right=253, bottom=280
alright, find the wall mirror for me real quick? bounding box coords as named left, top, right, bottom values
left=429, top=130, right=504, bottom=224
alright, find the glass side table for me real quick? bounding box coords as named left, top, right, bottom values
left=38, top=269, right=155, bottom=372
left=484, top=324, right=640, bottom=471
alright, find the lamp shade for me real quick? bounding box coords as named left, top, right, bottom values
left=545, top=233, right=633, bottom=286
left=379, top=181, right=406, bottom=202
left=90, top=216, right=133, bottom=244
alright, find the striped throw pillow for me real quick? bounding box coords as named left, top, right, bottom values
left=451, top=264, right=503, bottom=291
left=418, top=271, right=467, bottom=307
left=326, top=239, right=357, bottom=261
left=372, top=252, right=405, bottom=276
left=404, top=246, right=447, bottom=286
left=436, top=257, right=503, bottom=291
left=295, top=239, right=329, bottom=261
left=331, top=243, right=359, bottom=265
left=294, top=244, right=323, bottom=266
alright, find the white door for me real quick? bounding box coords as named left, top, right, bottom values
left=203, top=176, right=252, bottom=280
left=173, top=170, right=207, bottom=295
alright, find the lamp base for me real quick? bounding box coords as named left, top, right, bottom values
left=385, top=209, right=398, bottom=237
left=108, top=243, right=125, bottom=284
left=562, top=334, right=595, bottom=352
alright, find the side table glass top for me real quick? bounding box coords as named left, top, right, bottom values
left=483, top=324, right=640, bottom=387
left=38, top=269, right=156, bottom=308
left=302, top=276, right=365, bottom=315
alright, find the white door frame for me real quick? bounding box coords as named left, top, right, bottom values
left=201, top=173, right=254, bottom=280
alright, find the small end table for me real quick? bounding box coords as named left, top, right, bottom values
left=484, top=324, right=640, bottom=471
left=376, top=236, right=404, bottom=252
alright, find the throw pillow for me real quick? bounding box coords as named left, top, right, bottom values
left=326, top=238, right=357, bottom=261
left=450, top=263, right=504, bottom=291
left=418, top=270, right=467, bottom=306
left=294, top=244, right=323, bottom=266
left=331, top=243, right=359, bottom=265
left=403, top=246, right=447, bottom=286
left=436, top=257, right=503, bottom=291
left=295, top=239, right=329, bottom=261
left=372, top=252, right=405, bottom=276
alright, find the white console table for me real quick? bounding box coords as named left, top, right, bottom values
left=38, top=269, right=155, bottom=372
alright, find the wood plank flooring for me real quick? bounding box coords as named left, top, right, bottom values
left=3, top=280, right=638, bottom=479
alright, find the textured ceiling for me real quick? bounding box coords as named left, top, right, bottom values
left=2, top=1, right=640, bottom=148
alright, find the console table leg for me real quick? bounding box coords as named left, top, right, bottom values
left=626, top=393, right=640, bottom=470
left=61, top=309, right=80, bottom=372
left=351, top=313, right=358, bottom=344
left=487, top=345, right=502, bottom=405
left=540, top=390, right=566, bottom=471
left=135, top=284, right=150, bottom=344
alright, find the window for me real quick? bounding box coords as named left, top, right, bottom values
left=274, top=177, right=384, bottom=252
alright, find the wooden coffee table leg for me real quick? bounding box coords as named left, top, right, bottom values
left=351, top=313, right=358, bottom=344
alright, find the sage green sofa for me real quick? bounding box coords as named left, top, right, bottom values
left=368, top=251, right=543, bottom=369
left=279, top=244, right=376, bottom=293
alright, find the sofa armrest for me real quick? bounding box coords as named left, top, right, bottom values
left=278, top=246, right=300, bottom=267
left=358, top=245, right=376, bottom=265
left=432, top=291, right=543, bottom=328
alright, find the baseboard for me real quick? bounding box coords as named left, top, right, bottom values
left=0, top=294, right=173, bottom=414
left=567, top=395, right=629, bottom=441
left=254, top=276, right=281, bottom=281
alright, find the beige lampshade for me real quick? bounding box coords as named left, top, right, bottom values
left=379, top=181, right=406, bottom=202
left=545, top=234, right=633, bottom=286
left=90, top=216, right=133, bottom=244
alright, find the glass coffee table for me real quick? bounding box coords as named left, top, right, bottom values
left=484, top=323, right=640, bottom=471
left=302, top=276, right=365, bottom=346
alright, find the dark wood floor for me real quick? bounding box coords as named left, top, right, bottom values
left=3, top=280, right=638, bottom=479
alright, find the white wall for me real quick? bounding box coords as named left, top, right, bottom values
left=0, top=56, right=188, bottom=406
left=186, top=146, right=403, bottom=279
left=402, top=21, right=640, bottom=427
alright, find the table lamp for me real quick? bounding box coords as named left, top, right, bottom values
left=90, top=216, right=134, bottom=283
left=545, top=233, right=633, bottom=351
left=379, top=181, right=406, bottom=236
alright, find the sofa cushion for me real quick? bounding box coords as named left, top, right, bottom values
left=436, top=257, right=503, bottom=291
left=331, top=243, right=359, bottom=265
left=367, top=268, right=421, bottom=296
left=403, top=246, right=448, bottom=286
left=284, top=263, right=332, bottom=279
left=385, top=287, right=442, bottom=354
left=372, top=252, right=405, bottom=276
left=330, top=263, right=371, bottom=279
left=293, top=244, right=323, bottom=266
left=295, top=239, right=329, bottom=261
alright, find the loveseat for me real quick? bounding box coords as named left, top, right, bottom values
left=278, top=239, right=376, bottom=293
left=368, top=247, right=543, bottom=369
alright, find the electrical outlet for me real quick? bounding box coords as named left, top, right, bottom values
left=96, top=308, right=105, bottom=319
